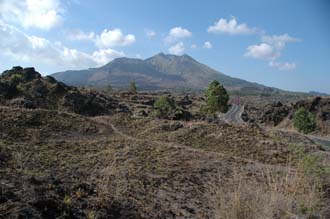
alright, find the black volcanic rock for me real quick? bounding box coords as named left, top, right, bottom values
left=243, top=101, right=290, bottom=126
left=289, top=97, right=330, bottom=134
left=0, top=82, right=12, bottom=98
left=0, top=66, right=128, bottom=116
left=52, top=53, right=269, bottom=92
left=178, top=95, right=193, bottom=107
left=2, top=66, right=41, bottom=81
left=243, top=97, right=330, bottom=134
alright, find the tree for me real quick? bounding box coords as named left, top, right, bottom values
left=203, top=80, right=229, bottom=114
left=129, top=81, right=137, bottom=94
left=293, top=107, right=316, bottom=134
left=105, top=84, right=113, bottom=93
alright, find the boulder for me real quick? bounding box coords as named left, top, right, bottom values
left=178, top=95, right=192, bottom=106
left=44, top=75, right=57, bottom=84
left=1, top=67, right=41, bottom=81
left=134, top=109, right=148, bottom=117
left=22, top=67, right=41, bottom=80
left=161, top=121, right=184, bottom=131
left=31, top=79, right=49, bottom=97
left=9, top=98, right=35, bottom=108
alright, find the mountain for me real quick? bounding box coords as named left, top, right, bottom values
left=309, top=91, right=330, bottom=96
left=52, top=53, right=274, bottom=92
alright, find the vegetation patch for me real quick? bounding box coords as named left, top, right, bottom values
left=201, top=80, right=229, bottom=114
left=293, top=107, right=316, bottom=134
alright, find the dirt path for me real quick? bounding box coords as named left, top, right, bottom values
left=221, top=104, right=245, bottom=124
left=307, top=135, right=330, bottom=149
left=273, top=127, right=330, bottom=150
left=92, top=116, right=288, bottom=170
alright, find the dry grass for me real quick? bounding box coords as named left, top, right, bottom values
left=215, top=148, right=329, bottom=219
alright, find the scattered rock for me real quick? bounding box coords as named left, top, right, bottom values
left=0, top=151, right=10, bottom=167
left=161, top=121, right=184, bottom=131
left=243, top=101, right=290, bottom=126
left=9, top=97, right=35, bottom=108
left=178, top=95, right=192, bottom=107
left=134, top=109, right=148, bottom=117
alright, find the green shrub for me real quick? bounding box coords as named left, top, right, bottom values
left=293, top=107, right=316, bottom=134
left=9, top=73, right=24, bottom=85
left=153, top=95, right=191, bottom=120
left=129, top=81, right=137, bottom=94
left=154, top=96, right=177, bottom=118
left=203, top=80, right=229, bottom=114
left=105, top=84, right=113, bottom=93
left=289, top=144, right=328, bottom=178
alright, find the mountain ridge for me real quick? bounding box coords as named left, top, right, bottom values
left=51, top=53, right=275, bottom=92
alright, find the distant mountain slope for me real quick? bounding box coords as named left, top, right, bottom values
left=309, top=91, right=330, bottom=97
left=52, top=53, right=274, bottom=92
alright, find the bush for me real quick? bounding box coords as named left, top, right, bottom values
left=203, top=80, right=229, bottom=114
left=9, top=73, right=24, bottom=85
left=293, top=107, right=316, bottom=134
left=129, top=81, right=137, bottom=94
left=104, top=84, right=113, bottom=93
left=154, top=96, right=177, bottom=118
left=153, top=95, right=191, bottom=120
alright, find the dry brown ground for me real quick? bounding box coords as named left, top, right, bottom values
left=1, top=107, right=329, bottom=219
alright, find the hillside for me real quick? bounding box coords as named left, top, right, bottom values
left=52, top=53, right=273, bottom=92
left=242, top=96, right=330, bottom=135
left=0, top=66, right=127, bottom=116
left=0, top=66, right=330, bottom=218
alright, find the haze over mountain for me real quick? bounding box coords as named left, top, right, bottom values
left=52, top=53, right=272, bottom=92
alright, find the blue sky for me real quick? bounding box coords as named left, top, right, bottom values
left=0, top=0, right=329, bottom=93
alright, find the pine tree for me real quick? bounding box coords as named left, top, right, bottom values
left=129, top=81, right=137, bottom=94
left=105, top=84, right=113, bottom=93
left=203, top=80, right=229, bottom=113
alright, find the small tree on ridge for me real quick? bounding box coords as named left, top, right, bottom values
left=203, top=80, right=229, bottom=114
left=129, top=81, right=137, bottom=94
left=293, top=107, right=316, bottom=134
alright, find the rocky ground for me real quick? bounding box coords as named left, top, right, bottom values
left=242, top=95, right=330, bottom=136
left=1, top=67, right=330, bottom=218
left=0, top=67, right=128, bottom=116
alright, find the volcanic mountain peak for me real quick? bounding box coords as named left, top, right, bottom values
left=51, top=53, right=272, bottom=92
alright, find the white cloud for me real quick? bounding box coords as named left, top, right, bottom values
left=66, top=28, right=136, bottom=49
left=261, top=34, right=300, bottom=50
left=169, top=27, right=192, bottom=38
left=168, top=42, right=185, bottom=55
left=0, top=1, right=134, bottom=71
left=135, top=54, right=142, bottom=59
left=269, top=61, right=296, bottom=71
left=208, top=17, right=255, bottom=35
left=203, top=41, right=212, bottom=49
left=245, top=43, right=279, bottom=60
left=66, top=29, right=95, bottom=41
left=191, top=44, right=197, bottom=49
left=95, top=28, right=136, bottom=48
left=0, top=22, right=124, bottom=69
left=245, top=33, right=299, bottom=71
left=0, top=0, right=63, bottom=30
left=145, top=29, right=156, bottom=38
left=165, top=27, right=192, bottom=43
left=92, top=49, right=125, bottom=65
